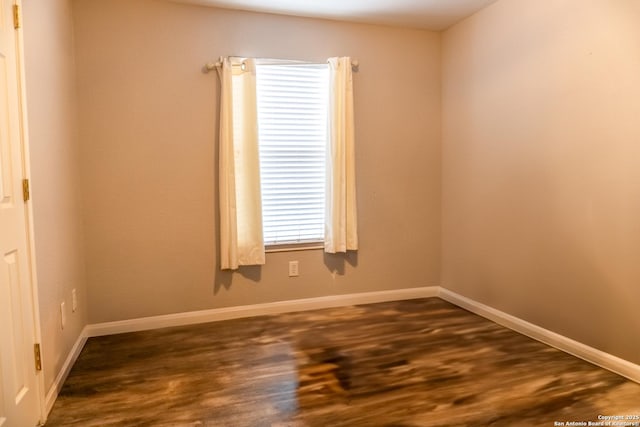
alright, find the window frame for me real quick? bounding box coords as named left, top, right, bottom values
left=255, top=60, right=330, bottom=250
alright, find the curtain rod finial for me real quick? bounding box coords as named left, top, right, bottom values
left=203, top=62, right=219, bottom=73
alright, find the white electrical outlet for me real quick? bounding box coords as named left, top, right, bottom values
left=60, top=302, right=66, bottom=329
left=288, top=260, right=299, bottom=277
left=72, top=289, right=77, bottom=313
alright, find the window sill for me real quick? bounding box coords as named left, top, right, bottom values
left=265, top=243, right=324, bottom=253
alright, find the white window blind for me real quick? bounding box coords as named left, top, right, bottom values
left=256, top=62, right=329, bottom=246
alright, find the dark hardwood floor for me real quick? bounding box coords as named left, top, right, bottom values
left=45, top=298, right=640, bottom=426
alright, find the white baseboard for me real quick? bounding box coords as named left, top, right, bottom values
left=44, top=326, right=89, bottom=416
left=85, top=286, right=440, bottom=337
left=46, top=284, right=639, bottom=420
left=438, top=287, right=640, bottom=384
left=43, top=287, right=436, bottom=419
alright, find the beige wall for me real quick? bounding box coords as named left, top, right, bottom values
left=22, top=0, right=88, bottom=392
left=20, top=0, right=640, bottom=393
left=442, top=0, right=640, bottom=364
left=72, top=0, right=442, bottom=323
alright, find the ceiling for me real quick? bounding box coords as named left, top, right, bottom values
left=171, top=0, right=498, bottom=31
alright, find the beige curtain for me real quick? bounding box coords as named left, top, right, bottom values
left=217, top=58, right=265, bottom=270
left=325, top=57, right=358, bottom=253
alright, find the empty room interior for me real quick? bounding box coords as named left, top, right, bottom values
left=3, top=0, right=640, bottom=425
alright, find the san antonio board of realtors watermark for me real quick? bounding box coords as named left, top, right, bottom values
left=554, top=414, right=640, bottom=426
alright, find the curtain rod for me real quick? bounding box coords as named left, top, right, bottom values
left=203, top=57, right=359, bottom=73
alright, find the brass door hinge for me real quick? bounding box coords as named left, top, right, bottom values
left=22, top=179, right=29, bottom=202
left=34, top=343, right=42, bottom=371
left=13, top=4, right=21, bottom=29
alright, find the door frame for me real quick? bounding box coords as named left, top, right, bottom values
left=11, top=0, right=46, bottom=423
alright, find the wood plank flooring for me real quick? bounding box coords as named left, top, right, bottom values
left=45, top=298, right=640, bottom=426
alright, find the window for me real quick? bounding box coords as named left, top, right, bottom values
left=255, top=62, right=329, bottom=247
left=217, top=56, right=356, bottom=269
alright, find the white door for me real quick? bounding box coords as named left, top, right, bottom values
left=0, top=0, right=41, bottom=426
